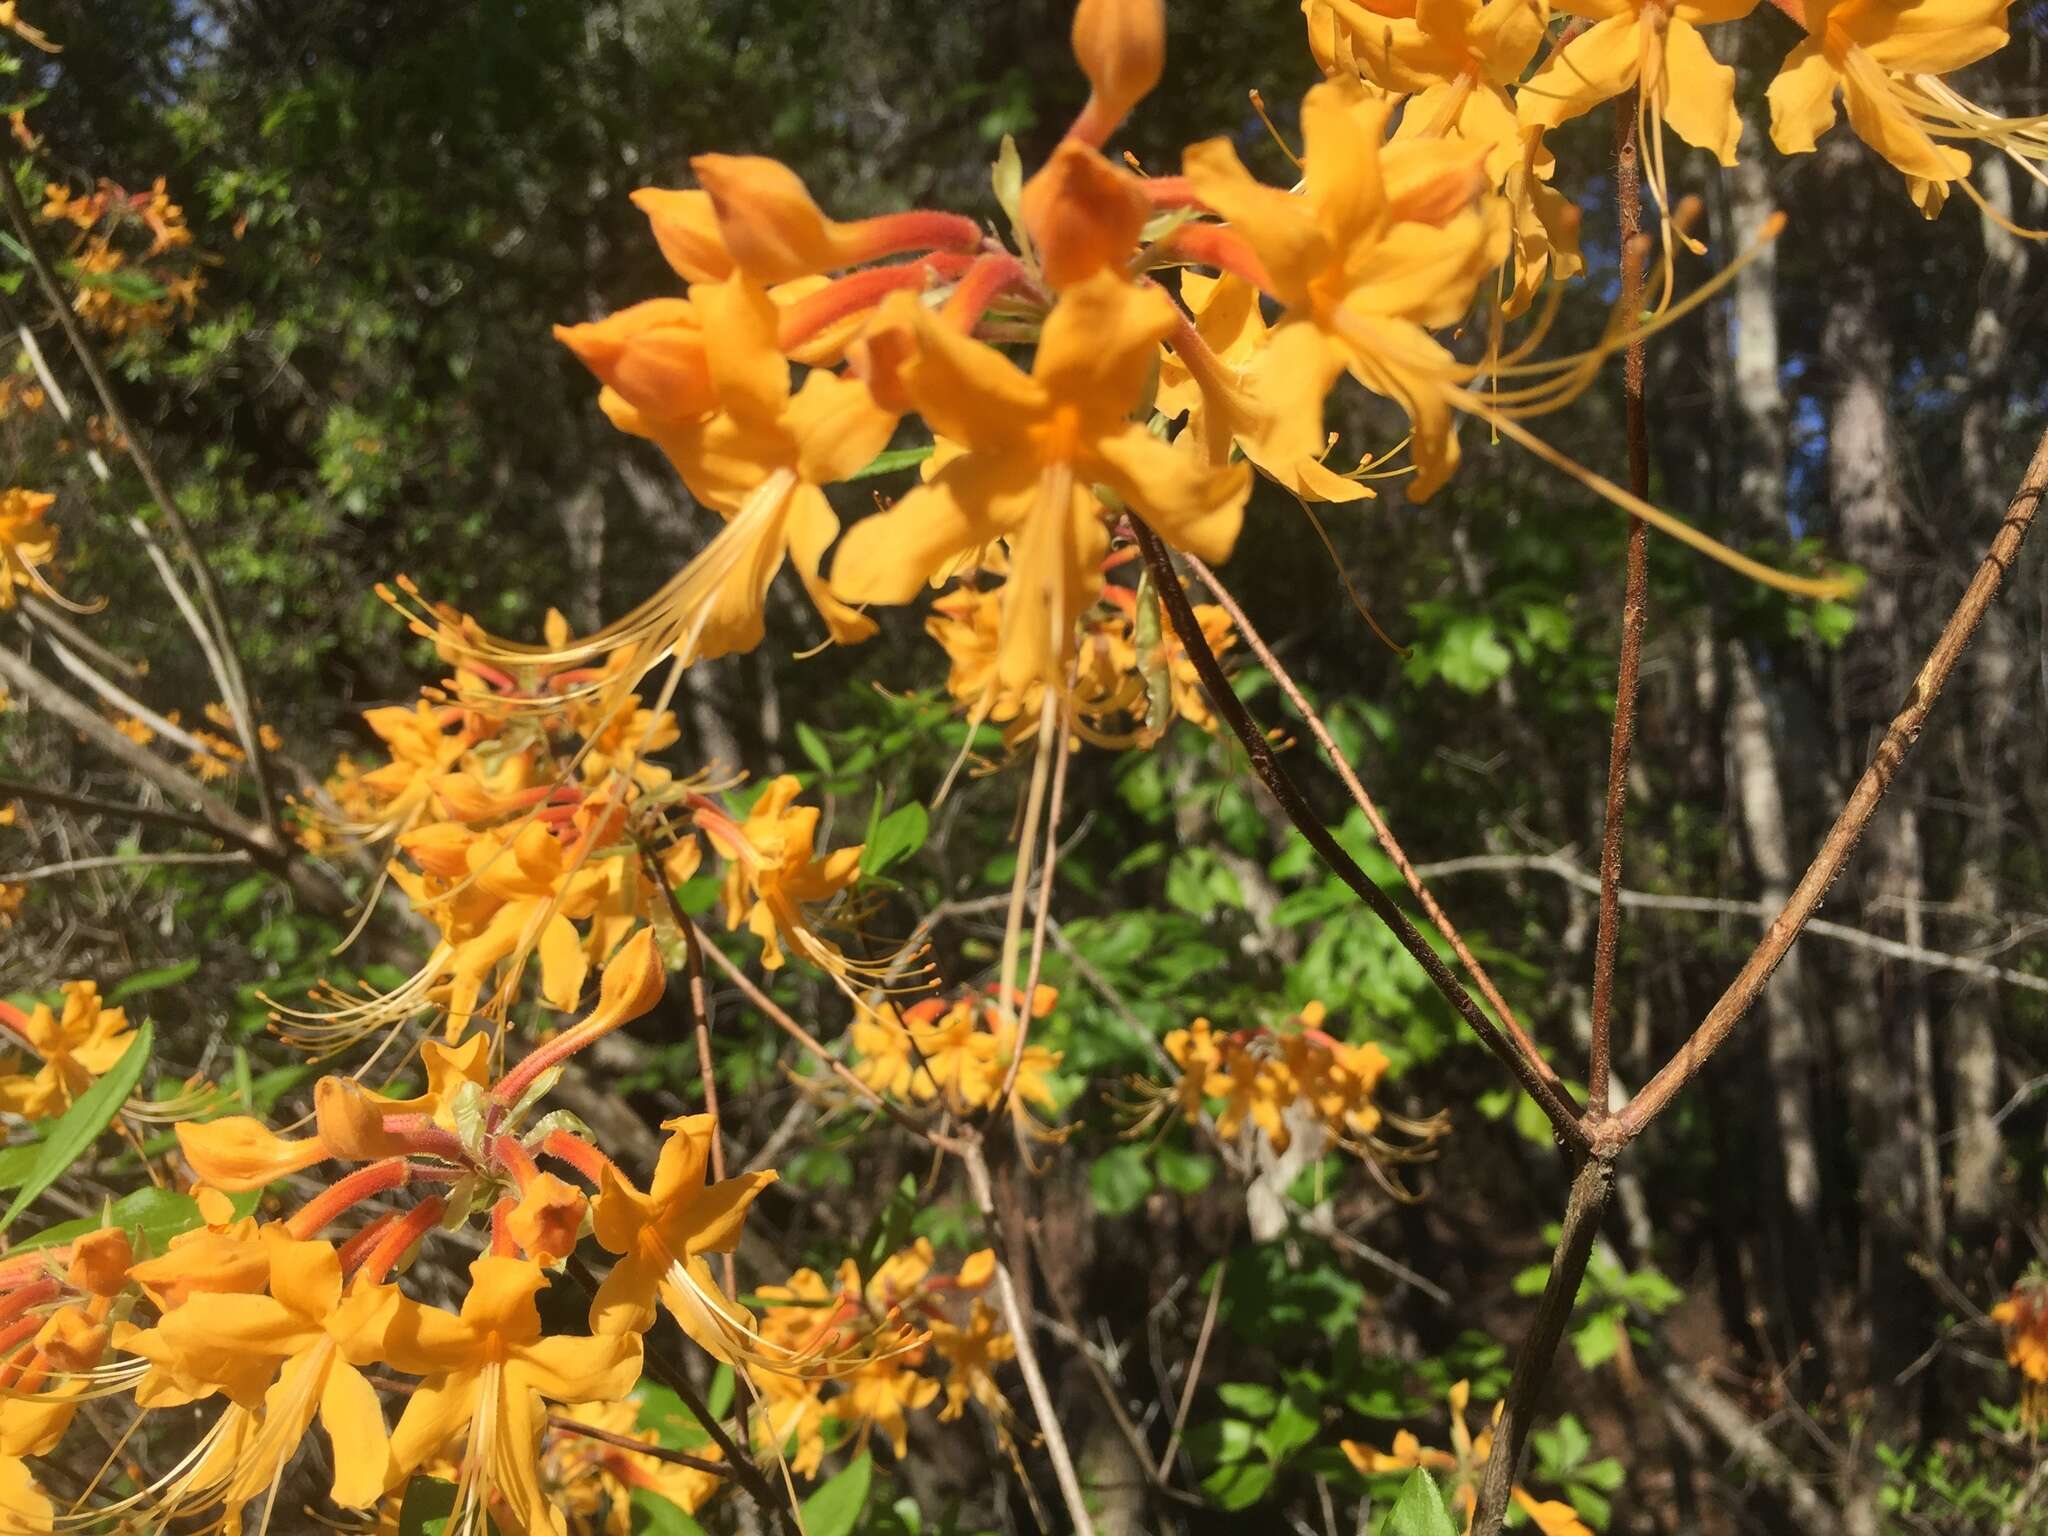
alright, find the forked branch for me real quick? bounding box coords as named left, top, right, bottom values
left=1130, top=515, right=1591, bottom=1153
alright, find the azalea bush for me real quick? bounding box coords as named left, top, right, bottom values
left=1, top=1, right=2047, bottom=1534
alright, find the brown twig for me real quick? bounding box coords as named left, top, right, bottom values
left=545, top=1413, right=733, bottom=1478
left=1183, top=552, right=1567, bottom=1103
left=0, top=645, right=350, bottom=917
left=1416, top=850, right=2048, bottom=995
left=962, top=1139, right=1099, bottom=1536
left=0, top=153, right=281, bottom=834
left=1026, top=1222, right=1203, bottom=1508
left=12, top=850, right=251, bottom=881
left=1156, top=1243, right=1228, bottom=1480
left=0, top=776, right=237, bottom=843
left=1614, top=420, right=2048, bottom=1141
left=1130, top=516, right=1591, bottom=1153
left=687, top=916, right=946, bottom=1146
left=1588, top=91, right=1652, bottom=1120
left=1472, top=1156, right=1615, bottom=1534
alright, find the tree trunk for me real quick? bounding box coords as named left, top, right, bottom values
left=1817, top=139, right=1931, bottom=1461
left=1949, top=150, right=2028, bottom=1230
left=1716, top=94, right=1828, bottom=1361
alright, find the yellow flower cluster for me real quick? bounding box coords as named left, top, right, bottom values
left=925, top=549, right=1239, bottom=751
left=850, top=983, right=1064, bottom=1125
left=39, top=175, right=201, bottom=339
left=0, top=936, right=804, bottom=1531
left=1144, top=1002, right=1447, bottom=1174
left=0, top=981, right=133, bottom=1118
left=284, top=614, right=868, bottom=1052
left=751, top=1241, right=1014, bottom=1472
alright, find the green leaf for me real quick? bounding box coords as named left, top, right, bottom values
left=795, top=722, right=835, bottom=775
left=0, top=1022, right=151, bottom=1239
left=10, top=1184, right=252, bottom=1256
left=1382, top=1469, right=1459, bottom=1536
left=861, top=803, right=928, bottom=875
left=0, top=1141, right=41, bottom=1191
left=1088, top=1144, right=1153, bottom=1216
left=799, top=1450, right=872, bottom=1536
left=1154, top=1142, right=1215, bottom=1194
left=109, top=959, right=200, bottom=1003
left=220, top=874, right=270, bottom=918
left=1261, top=1389, right=1321, bottom=1461
left=1202, top=1458, right=1275, bottom=1510
left=1570, top=1309, right=1622, bottom=1370
left=847, top=444, right=935, bottom=481
left=397, top=1475, right=456, bottom=1536
left=1214, top=1383, right=1279, bottom=1419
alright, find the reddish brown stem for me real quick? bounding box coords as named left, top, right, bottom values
left=1586, top=91, right=1652, bottom=1119
left=940, top=252, right=1034, bottom=333
left=776, top=254, right=971, bottom=350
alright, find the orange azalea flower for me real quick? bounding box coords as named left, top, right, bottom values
left=833, top=268, right=1249, bottom=695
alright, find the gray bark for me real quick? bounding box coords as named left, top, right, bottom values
left=1818, top=140, right=1930, bottom=1458
left=1950, top=150, right=2028, bottom=1229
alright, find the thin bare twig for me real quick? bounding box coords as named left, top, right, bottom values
left=1131, top=516, right=1590, bottom=1153
left=544, top=1414, right=732, bottom=1478
left=638, top=841, right=736, bottom=1297
left=21, top=619, right=215, bottom=759
left=1026, top=1222, right=1201, bottom=1507
left=0, top=776, right=235, bottom=843
left=962, top=1140, right=1098, bottom=1536
left=1416, top=851, right=2048, bottom=996
left=17, top=595, right=142, bottom=682
left=1616, top=420, right=2048, bottom=1141
left=0, top=154, right=281, bottom=833
left=12, top=851, right=251, bottom=881
left=0, top=644, right=350, bottom=917
left=688, top=917, right=942, bottom=1145
left=1184, top=553, right=1567, bottom=1103
left=1157, top=1248, right=1227, bottom=1480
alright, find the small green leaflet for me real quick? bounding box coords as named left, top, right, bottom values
left=1382, top=1469, right=1459, bottom=1536
left=800, top=1450, right=872, bottom=1536
left=7, top=1185, right=256, bottom=1256
left=847, top=444, right=935, bottom=481
left=861, top=803, right=928, bottom=875
left=0, top=1021, right=151, bottom=1239
left=109, top=958, right=200, bottom=1003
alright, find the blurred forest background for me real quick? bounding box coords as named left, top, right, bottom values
left=6, top=1, right=2048, bottom=1532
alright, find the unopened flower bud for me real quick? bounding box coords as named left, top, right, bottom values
left=554, top=299, right=717, bottom=425
left=1070, top=0, right=1166, bottom=146
left=692, top=155, right=843, bottom=284
left=315, top=1076, right=407, bottom=1160
left=630, top=187, right=734, bottom=283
